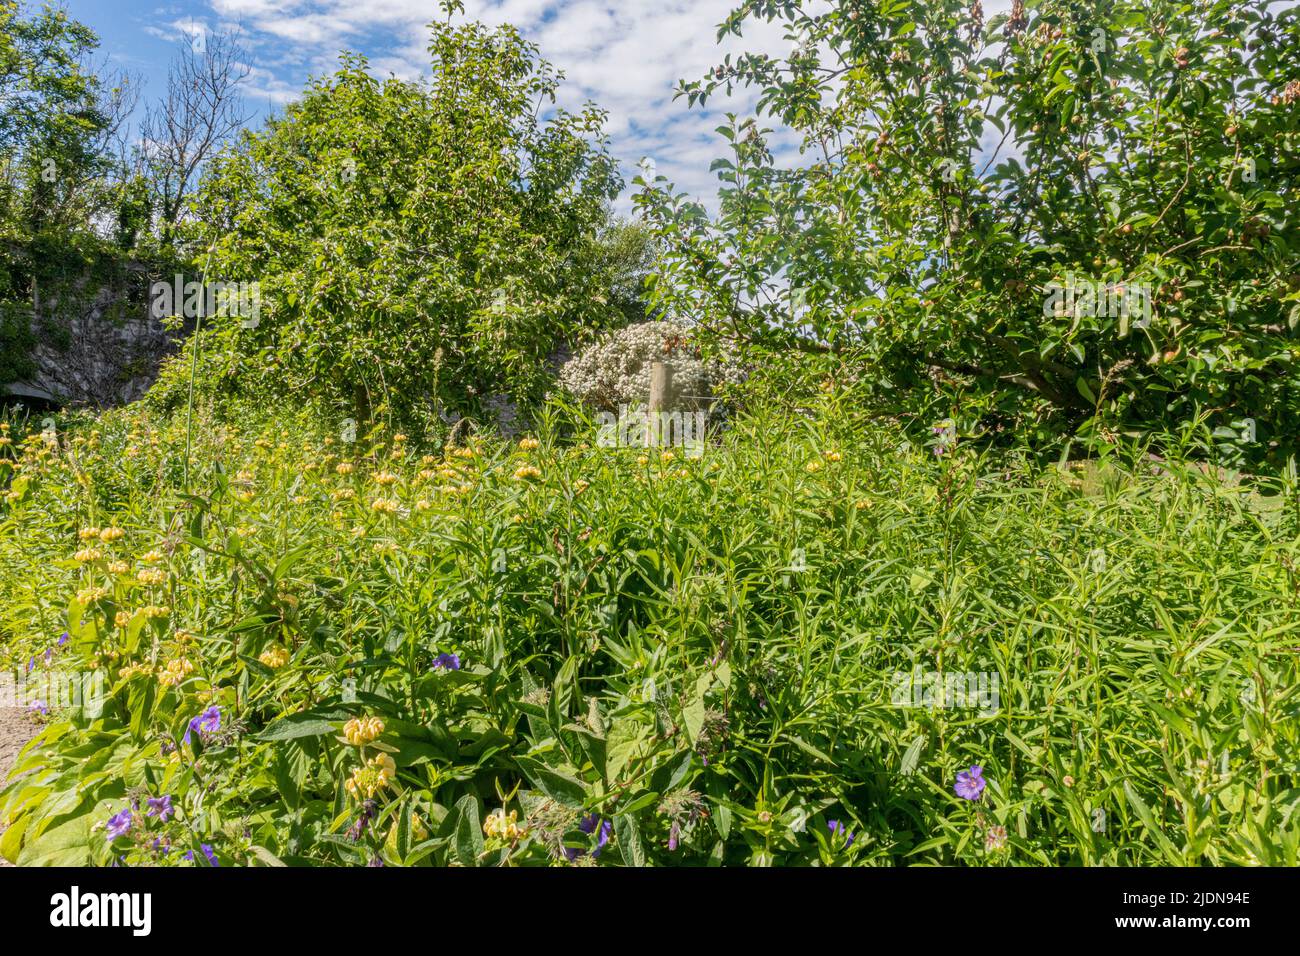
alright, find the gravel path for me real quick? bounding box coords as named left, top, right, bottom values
left=0, top=675, right=37, bottom=867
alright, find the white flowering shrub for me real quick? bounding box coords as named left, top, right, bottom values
left=557, top=320, right=743, bottom=412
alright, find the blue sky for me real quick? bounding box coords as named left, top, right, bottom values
left=60, top=0, right=810, bottom=212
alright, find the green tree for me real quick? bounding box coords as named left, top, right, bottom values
left=0, top=0, right=121, bottom=387
left=168, top=8, right=626, bottom=434
left=639, top=0, right=1300, bottom=460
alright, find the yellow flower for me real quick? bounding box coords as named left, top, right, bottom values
left=513, top=465, right=541, bottom=481
left=142, top=604, right=170, bottom=620
left=344, top=753, right=397, bottom=800
left=483, top=808, right=525, bottom=841
left=393, top=433, right=408, bottom=443
left=76, top=585, right=110, bottom=604
left=371, top=497, right=400, bottom=514
left=517, top=437, right=540, bottom=451
left=452, top=447, right=475, bottom=459
left=636, top=455, right=649, bottom=466
left=415, top=499, right=432, bottom=511
left=137, top=567, right=167, bottom=586
left=141, top=550, right=164, bottom=563
left=78, top=527, right=102, bottom=541
left=805, top=460, right=823, bottom=473
left=573, top=479, right=590, bottom=494
left=343, top=715, right=385, bottom=746
left=660, top=450, right=676, bottom=463
left=158, top=658, right=195, bottom=687
left=258, top=646, right=290, bottom=669
left=74, top=547, right=104, bottom=563
left=99, top=526, right=125, bottom=543
left=823, top=450, right=842, bottom=462
left=335, top=462, right=355, bottom=476
left=374, top=471, right=398, bottom=486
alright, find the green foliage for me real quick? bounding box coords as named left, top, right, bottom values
left=0, top=1, right=163, bottom=395
left=638, top=0, right=1300, bottom=460
left=0, top=0, right=122, bottom=233
left=1, top=399, right=1297, bottom=865
left=171, top=19, right=629, bottom=435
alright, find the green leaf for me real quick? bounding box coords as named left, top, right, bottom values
left=517, top=758, right=588, bottom=807
left=258, top=714, right=339, bottom=741
left=614, top=813, right=647, bottom=867
left=452, top=794, right=483, bottom=867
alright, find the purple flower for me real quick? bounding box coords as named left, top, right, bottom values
left=146, top=795, right=174, bottom=822
left=43, top=647, right=53, bottom=664
left=828, top=819, right=855, bottom=846
left=28, top=699, right=47, bottom=716
left=184, top=843, right=218, bottom=866
left=58, top=632, right=70, bottom=646
left=668, top=819, right=681, bottom=852
left=432, top=653, right=461, bottom=671
left=106, top=809, right=133, bottom=839
left=348, top=800, right=377, bottom=842
left=565, top=814, right=614, bottom=860
left=26, top=656, right=35, bottom=673
left=575, top=814, right=612, bottom=858
left=954, top=765, right=986, bottom=801
left=183, top=705, right=222, bottom=745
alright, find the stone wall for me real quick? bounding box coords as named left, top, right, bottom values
left=3, top=262, right=182, bottom=408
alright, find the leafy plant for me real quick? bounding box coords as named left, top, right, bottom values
left=638, top=0, right=1300, bottom=460
left=156, top=12, right=629, bottom=436
left=2, top=396, right=1296, bottom=866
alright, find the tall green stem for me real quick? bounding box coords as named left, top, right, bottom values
left=183, top=241, right=217, bottom=491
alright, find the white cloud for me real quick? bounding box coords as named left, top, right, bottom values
left=199, top=0, right=806, bottom=212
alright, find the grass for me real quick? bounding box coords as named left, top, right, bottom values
left=0, top=396, right=1297, bottom=866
